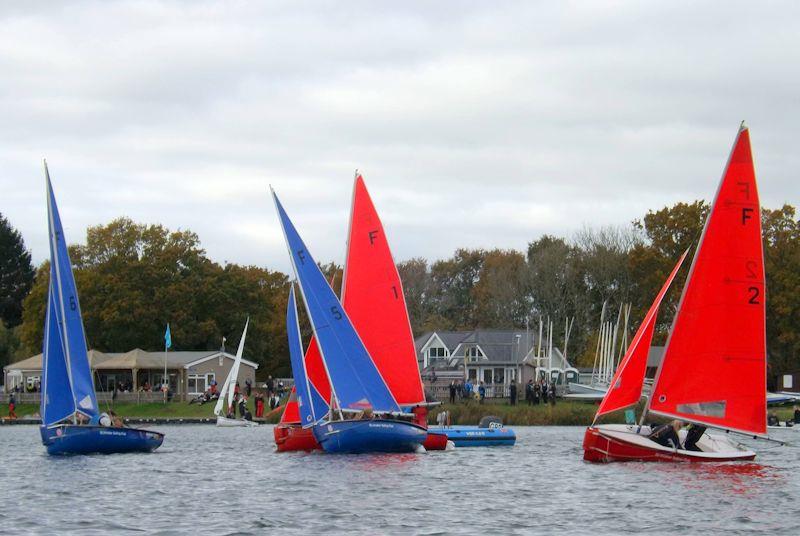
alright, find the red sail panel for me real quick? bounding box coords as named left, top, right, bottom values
left=649, top=126, right=767, bottom=436
left=341, top=175, right=425, bottom=406
left=303, top=335, right=332, bottom=405
left=594, top=250, right=688, bottom=419
left=279, top=386, right=300, bottom=424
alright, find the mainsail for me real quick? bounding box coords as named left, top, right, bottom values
left=286, top=285, right=329, bottom=426
left=214, top=318, right=249, bottom=417
left=272, top=190, right=400, bottom=413
left=648, top=125, right=767, bottom=436
left=593, top=250, right=688, bottom=420
left=341, top=175, right=426, bottom=407
left=41, top=164, right=99, bottom=425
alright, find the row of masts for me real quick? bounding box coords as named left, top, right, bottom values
left=590, top=301, right=631, bottom=387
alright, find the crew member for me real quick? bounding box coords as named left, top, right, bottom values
left=649, top=419, right=683, bottom=449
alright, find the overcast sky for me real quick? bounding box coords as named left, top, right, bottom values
left=2, top=1, right=798, bottom=274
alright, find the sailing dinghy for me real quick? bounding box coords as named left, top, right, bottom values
left=275, top=175, right=448, bottom=451
left=272, top=189, right=426, bottom=454
left=39, top=163, right=164, bottom=455
left=214, top=319, right=258, bottom=427
left=584, top=124, right=766, bottom=462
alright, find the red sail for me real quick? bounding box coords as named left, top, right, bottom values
left=279, top=386, right=300, bottom=424
left=594, top=250, right=688, bottom=419
left=341, top=175, right=425, bottom=406
left=303, top=335, right=332, bottom=406
left=648, top=126, right=767, bottom=436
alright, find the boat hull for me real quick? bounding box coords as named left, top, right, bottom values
left=40, top=424, right=164, bottom=455
left=423, top=430, right=449, bottom=450
left=583, top=424, right=756, bottom=463
left=274, top=423, right=322, bottom=452
left=216, top=416, right=258, bottom=427
left=312, top=419, right=426, bottom=454
left=430, top=425, right=516, bottom=447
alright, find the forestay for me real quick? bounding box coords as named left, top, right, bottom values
left=593, top=250, right=688, bottom=420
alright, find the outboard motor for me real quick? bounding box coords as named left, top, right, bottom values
left=478, top=415, right=503, bottom=429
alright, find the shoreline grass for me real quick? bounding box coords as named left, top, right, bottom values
left=4, top=401, right=797, bottom=427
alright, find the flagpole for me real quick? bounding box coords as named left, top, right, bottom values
left=164, top=323, right=169, bottom=404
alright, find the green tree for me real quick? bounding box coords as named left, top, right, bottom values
left=762, top=205, right=800, bottom=381
left=0, top=213, right=35, bottom=328
left=472, top=249, right=530, bottom=328
left=429, top=249, right=486, bottom=329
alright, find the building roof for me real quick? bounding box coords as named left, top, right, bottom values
left=416, top=329, right=538, bottom=364
left=4, top=350, right=112, bottom=372
left=4, top=348, right=259, bottom=372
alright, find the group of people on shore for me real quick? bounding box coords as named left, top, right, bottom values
left=444, top=377, right=559, bottom=406
left=524, top=379, right=558, bottom=406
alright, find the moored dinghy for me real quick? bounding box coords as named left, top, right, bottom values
left=214, top=319, right=259, bottom=427
left=584, top=124, right=766, bottom=462
left=272, top=189, right=426, bottom=454
left=39, top=163, right=164, bottom=455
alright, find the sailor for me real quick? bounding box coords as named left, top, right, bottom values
left=412, top=405, right=428, bottom=427
left=98, top=412, right=112, bottom=427
left=682, top=424, right=707, bottom=452
left=768, top=412, right=780, bottom=427
left=648, top=419, right=683, bottom=449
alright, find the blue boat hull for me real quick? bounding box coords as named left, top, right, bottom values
left=312, top=419, right=427, bottom=454
left=432, top=425, right=516, bottom=447
left=40, top=425, right=164, bottom=455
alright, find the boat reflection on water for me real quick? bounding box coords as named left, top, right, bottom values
left=628, top=460, right=782, bottom=495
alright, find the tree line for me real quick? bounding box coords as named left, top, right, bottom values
left=1, top=201, right=797, bottom=383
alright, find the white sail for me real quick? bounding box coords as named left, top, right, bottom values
left=213, top=318, right=250, bottom=417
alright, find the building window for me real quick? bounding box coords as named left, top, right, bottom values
left=466, top=347, right=484, bottom=362
left=483, top=369, right=493, bottom=384
left=468, top=368, right=477, bottom=381
left=428, top=346, right=447, bottom=366
left=494, top=368, right=505, bottom=385
left=188, top=373, right=215, bottom=395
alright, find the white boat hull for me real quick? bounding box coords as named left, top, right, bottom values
left=216, top=416, right=259, bottom=427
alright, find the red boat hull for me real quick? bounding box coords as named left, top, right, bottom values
left=423, top=431, right=448, bottom=451
left=582, top=427, right=756, bottom=463
left=274, top=423, right=321, bottom=452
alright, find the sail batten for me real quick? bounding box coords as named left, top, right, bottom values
left=648, top=126, right=767, bottom=436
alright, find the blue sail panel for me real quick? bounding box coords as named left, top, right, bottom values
left=41, top=282, right=77, bottom=426
left=273, top=192, right=399, bottom=413
left=46, top=170, right=99, bottom=418
left=287, top=285, right=328, bottom=426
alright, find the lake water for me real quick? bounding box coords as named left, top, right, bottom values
left=0, top=425, right=798, bottom=535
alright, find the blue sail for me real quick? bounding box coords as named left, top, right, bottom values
left=45, top=165, right=99, bottom=419
left=286, top=285, right=329, bottom=426
left=41, top=281, right=77, bottom=426
left=272, top=191, right=399, bottom=413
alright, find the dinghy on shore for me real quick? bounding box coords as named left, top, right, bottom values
left=39, top=163, right=163, bottom=455
left=584, top=124, right=769, bottom=463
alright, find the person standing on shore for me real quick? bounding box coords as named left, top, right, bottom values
left=449, top=381, right=457, bottom=404
left=525, top=380, right=533, bottom=405
left=266, top=375, right=274, bottom=398
left=8, top=393, right=17, bottom=419
left=540, top=380, right=548, bottom=404
left=509, top=380, right=517, bottom=406
left=245, top=378, right=252, bottom=397
left=533, top=381, right=540, bottom=405
left=478, top=382, right=486, bottom=404
left=549, top=381, right=557, bottom=406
